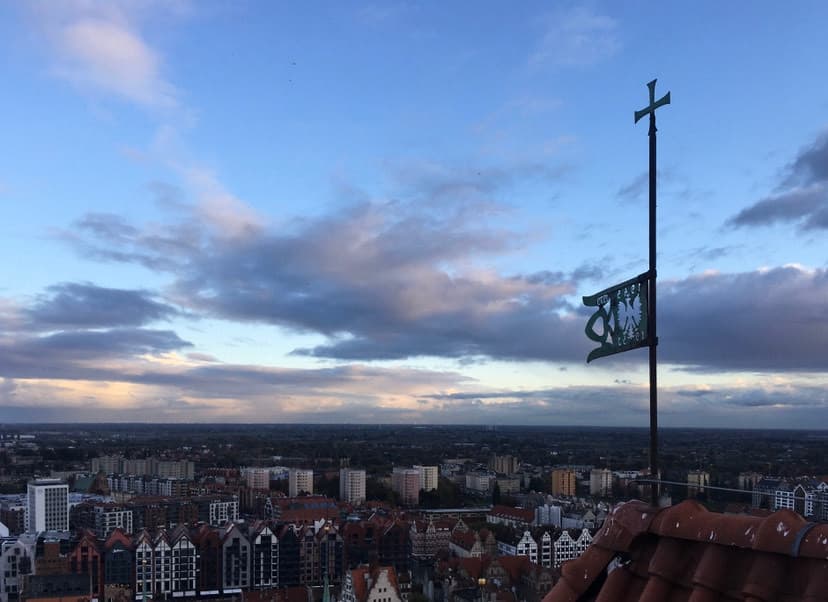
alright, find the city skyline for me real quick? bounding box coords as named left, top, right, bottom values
left=0, top=2, right=826, bottom=427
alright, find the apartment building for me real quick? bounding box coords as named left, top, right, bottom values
left=288, top=469, right=313, bottom=497
left=27, top=479, right=69, bottom=533
left=339, top=468, right=366, bottom=505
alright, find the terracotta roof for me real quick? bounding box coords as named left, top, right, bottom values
left=349, top=566, right=399, bottom=602
left=497, top=554, right=531, bottom=583
left=350, top=568, right=369, bottom=602
left=543, top=499, right=828, bottom=602
left=459, top=556, right=486, bottom=580
left=490, top=505, right=535, bottom=523
left=451, top=530, right=479, bottom=551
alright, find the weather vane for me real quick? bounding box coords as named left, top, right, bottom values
left=583, top=78, right=670, bottom=505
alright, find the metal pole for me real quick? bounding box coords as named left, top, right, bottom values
left=648, top=110, right=659, bottom=507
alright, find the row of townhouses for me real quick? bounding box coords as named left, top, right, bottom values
left=0, top=519, right=345, bottom=602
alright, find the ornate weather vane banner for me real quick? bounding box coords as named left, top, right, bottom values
left=583, top=271, right=650, bottom=363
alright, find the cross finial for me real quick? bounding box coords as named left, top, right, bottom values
left=634, top=79, right=671, bottom=124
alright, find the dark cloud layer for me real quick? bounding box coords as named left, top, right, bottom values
left=659, top=266, right=828, bottom=371
left=26, top=283, right=179, bottom=329
left=729, top=133, right=828, bottom=230
left=0, top=329, right=191, bottom=380
left=62, top=192, right=828, bottom=372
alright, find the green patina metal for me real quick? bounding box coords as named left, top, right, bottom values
left=634, top=79, right=671, bottom=124
left=583, top=271, right=650, bottom=362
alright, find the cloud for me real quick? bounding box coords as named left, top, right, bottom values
left=616, top=173, right=647, bottom=203
left=729, top=132, right=828, bottom=230
left=0, top=328, right=191, bottom=380
left=25, top=282, right=180, bottom=330
left=728, top=184, right=828, bottom=230
left=659, top=265, right=828, bottom=371
left=69, top=196, right=595, bottom=362
left=55, top=17, right=175, bottom=107
left=30, top=1, right=185, bottom=108
left=66, top=184, right=828, bottom=371
left=530, top=6, right=620, bottom=68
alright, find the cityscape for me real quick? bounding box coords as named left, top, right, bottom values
left=1, top=2, right=827, bottom=601
left=1, top=425, right=827, bottom=601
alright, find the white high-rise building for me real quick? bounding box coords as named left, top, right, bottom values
left=339, top=468, right=366, bottom=505
left=414, top=465, right=438, bottom=492
left=27, top=479, right=68, bottom=533
left=289, top=469, right=313, bottom=497
left=392, top=468, right=420, bottom=506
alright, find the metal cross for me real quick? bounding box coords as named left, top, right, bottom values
left=634, top=79, right=671, bottom=124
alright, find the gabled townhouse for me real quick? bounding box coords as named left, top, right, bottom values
left=0, top=537, right=34, bottom=602
left=169, top=525, right=198, bottom=596
left=448, top=530, right=484, bottom=558
left=341, top=566, right=403, bottom=602
left=193, top=524, right=222, bottom=595
left=220, top=522, right=251, bottom=592
left=102, top=529, right=133, bottom=599
left=250, top=522, right=279, bottom=589
left=152, top=529, right=173, bottom=598
left=317, top=522, right=343, bottom=584
left=552, top=528, right=592, bottom=568
left=409, top=519, right=452, bottom=559
left=277, top=525, right=301, bottom=587
left=298, top=524, right=320, bottom=586
left=68, top=530, right=103, bottom=598
left=377, top=521, right=409, bottom=573
left=134, top=530, right=154, bottom=599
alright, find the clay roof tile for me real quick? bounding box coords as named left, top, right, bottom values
left=543, top=499, right=828, bottom=602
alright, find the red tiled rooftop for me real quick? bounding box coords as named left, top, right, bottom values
left=543, top=499, right=828, bottom=602
left=490, top=505, right=536, bottom=523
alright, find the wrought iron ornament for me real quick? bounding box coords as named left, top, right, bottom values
left=583, top=272, right=650, bottom=362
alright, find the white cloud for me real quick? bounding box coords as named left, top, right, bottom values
left=55, top=17, right=175, bottom=108
left=31, top=1, right=182, bottom=108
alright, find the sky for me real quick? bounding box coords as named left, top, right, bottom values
left=0, top=1, right=826, bottom=427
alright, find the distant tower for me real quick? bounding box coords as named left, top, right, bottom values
left=27, top=479, right=69, bottom=532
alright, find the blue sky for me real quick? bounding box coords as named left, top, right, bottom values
left=0, top=1, right=826, bottom=427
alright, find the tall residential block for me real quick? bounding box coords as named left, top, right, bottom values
left=27, top=479, right=69, bottom=533
left=489, top=455, right=520, bottom=475
left=339, top=468, right=366, bottom=505
left=288, top=469, right=313, bottom=497
left=391, top=467, right=420, bottom=506
left=687, top=470, right=710, bottom=496
left=241, top=467, right=271, bottom=490
left=551, top=469, right=577, bottom=498
left=414, top=465, right=439, bottom=492
left=589, top=468, right=613, bottom=497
